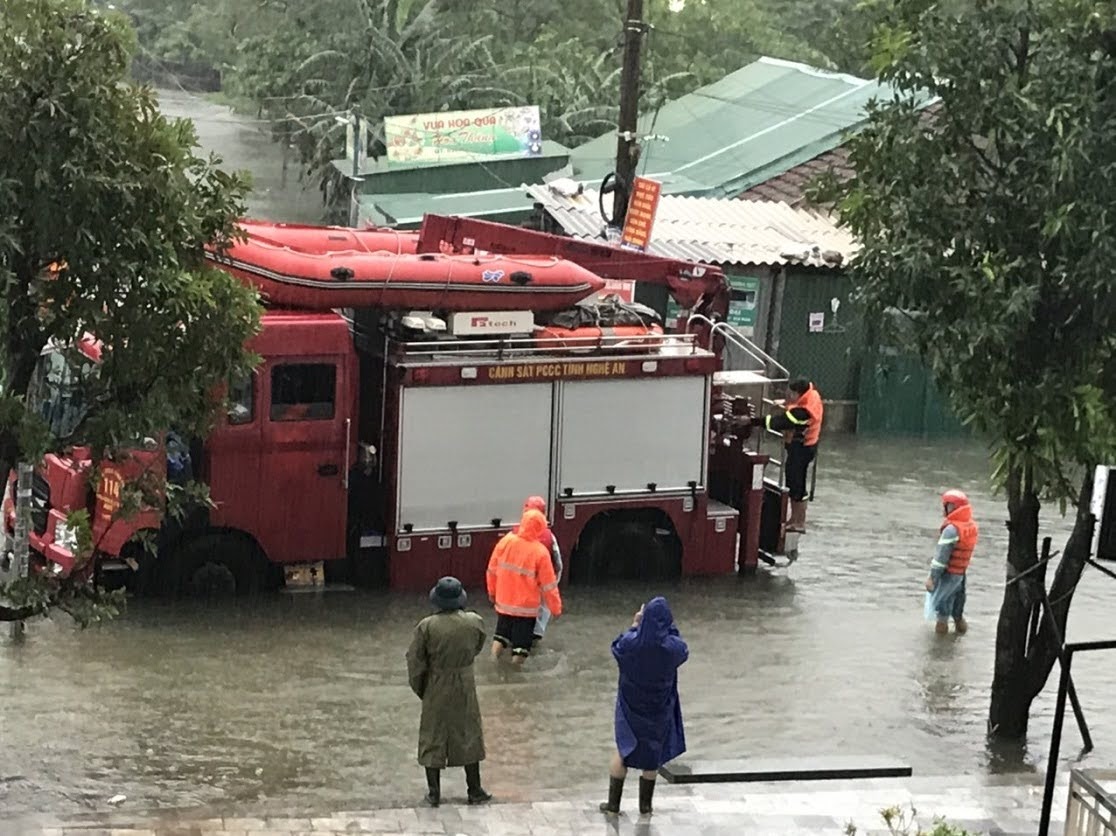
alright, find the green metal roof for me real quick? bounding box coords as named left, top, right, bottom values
left=333, top=140, right=570, bottom=179
left=355, top=57, right=935, bottom=225
left=569, top=56, right=932, bottom=197
left=359, top=188, right=534, bottom=229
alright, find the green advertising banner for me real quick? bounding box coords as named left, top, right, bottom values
left=383, top=106, right=543, bottom=166
left=727, top=275, right=759, bottom=328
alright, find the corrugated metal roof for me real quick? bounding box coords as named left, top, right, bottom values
left=334, top=140, right=572, bottom=179
left=360, top=188, right=535, bottom=228
left=525, top=184, right=856, bottom=268
left=568, top=56, right=929, bottom=198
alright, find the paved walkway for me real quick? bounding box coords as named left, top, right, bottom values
left=4, top=774, right=1069, bottom=835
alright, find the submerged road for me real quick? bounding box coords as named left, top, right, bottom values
left=1, top=437, right=1112, bottom=819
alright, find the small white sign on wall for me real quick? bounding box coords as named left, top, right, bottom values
left=808, top=312, right=825, bottom=333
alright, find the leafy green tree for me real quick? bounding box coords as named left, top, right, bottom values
left=0, top=0, right=260, bottom=624
left=123, top=0, right=857, bottom=208
left=818, top=0, right=1116, bottom=738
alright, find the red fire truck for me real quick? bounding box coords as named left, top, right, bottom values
left=2, top=215, right=792, bottom=595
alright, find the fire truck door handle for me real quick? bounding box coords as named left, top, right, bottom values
left=317, top=463, right=339, bottom=477
left=343, top=418, right=351, bottom=490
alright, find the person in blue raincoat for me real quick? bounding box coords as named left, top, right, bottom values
left=599, top=596, right=688, bottom=818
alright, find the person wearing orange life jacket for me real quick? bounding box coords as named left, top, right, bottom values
left=925, top=489, right=979, bottom=635
left=487, top=508, right=563, bottom=665
left=514, top=496, right=563, bottom=646
left=761, top=379, right=823, bottom=533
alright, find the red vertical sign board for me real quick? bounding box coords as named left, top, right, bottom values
left=620, top=176, right=662, bottom=252
left=597, top=279, right=636, bottom=302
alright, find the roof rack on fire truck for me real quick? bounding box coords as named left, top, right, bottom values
left=390, top=330, right=708, bottom=365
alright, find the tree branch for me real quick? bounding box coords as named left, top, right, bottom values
left=1024, top=473, right=1093, bottom=697
left=1014, top=26, right=1031, bottom=83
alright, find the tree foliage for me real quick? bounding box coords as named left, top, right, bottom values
left=817, top=0, right=1116, bottom=738
left=115, top=0, right=859, bottom=208
left=0, top=0, right=261, bottom=625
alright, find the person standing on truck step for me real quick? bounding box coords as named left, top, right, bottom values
left=405, top=576, right=492, bottom=807
left=487, top=508, right=562, bottom=665
left=515, top=496, right=563, bottom=647
left=761, top=378, right=823, bottom=533
left=600, top=596, right=688, bottom=818
left=924, top=489, right=979, bottom=635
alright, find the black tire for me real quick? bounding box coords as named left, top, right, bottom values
left=582, top=520, right=678, bottom=584
left=123, top=545, right=160, bottom=597
left=169, top=534, right=265, bottom=600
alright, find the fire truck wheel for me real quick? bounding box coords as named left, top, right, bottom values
left=172, top=534, right=264, bottom=599
left=579, top=519, right=680, bottom=584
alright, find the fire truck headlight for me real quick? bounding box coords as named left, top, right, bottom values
left=54, top=520, right=78, bottom=553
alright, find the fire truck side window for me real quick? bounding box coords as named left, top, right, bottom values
left=270, top=364, right=336, bottom=422
left=227, top=373, right=254, bottom=426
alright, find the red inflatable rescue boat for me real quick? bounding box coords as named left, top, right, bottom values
left=236, top=220, right=419, bottom=255
left=206, top=236, right=606, bottom=312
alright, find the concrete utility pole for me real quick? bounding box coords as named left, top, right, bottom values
left=347, top=112, right=364, bottom=228
left=8, top=462, right=32, bottom=640
left=613, top=0, right=647, bottom=227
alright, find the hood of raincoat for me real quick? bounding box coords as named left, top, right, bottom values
left=524, top=495, right=547, bottom=515
left=636, top=596, right=676, bottom=644
left=517, top=508, right=547, bottom=542
left=945, top=503, right=974, bottom=526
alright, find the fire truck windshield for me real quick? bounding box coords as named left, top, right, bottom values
left=26, top=348, right=96, bottom=439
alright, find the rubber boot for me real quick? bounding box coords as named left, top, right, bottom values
left=787, top=500, right=808, bottom=533
left=954, top=617, right=968, bottom=634
left=465, top=763, right=492, bottom=805
left=638, top=776, right=656, bottom=815
left=424, top=767, right=441, bottom=807
left=935, top=620, right=949, bottom=635
left=599, top=776, right=624, bottom=815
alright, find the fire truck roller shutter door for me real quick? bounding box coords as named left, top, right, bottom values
left=397, top=383, right=554, bottom=530
left=557, top=376, right=707, bottom=496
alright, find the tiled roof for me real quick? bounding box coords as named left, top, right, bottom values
left=738, top=145, right=853, bottom=206
left=738, top=103, right=941, bottom=206
left=525, top=184, right=856, bottom=268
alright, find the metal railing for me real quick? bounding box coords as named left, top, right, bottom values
left=392, top=331, right=706, bottom=362
left=1040, top=638, right=1116, bottom=835
left=685, top=313, right=789, bottom=383
left=1066, top=770, right=1116, bottom=835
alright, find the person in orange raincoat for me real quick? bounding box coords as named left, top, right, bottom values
left=516, top=496, right=563, bottom=646
left=487, top=508, right=562, bottom=665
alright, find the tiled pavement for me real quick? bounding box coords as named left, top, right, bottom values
left=2, top=774, right=1069, bottom=835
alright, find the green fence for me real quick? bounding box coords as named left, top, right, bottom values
left=775, top=269, right=862, bottom=400
left=857, top=351, right=969, bottom=437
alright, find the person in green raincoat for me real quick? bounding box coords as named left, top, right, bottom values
left=405, top=576, right=491, bottom=807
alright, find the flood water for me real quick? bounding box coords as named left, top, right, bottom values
left=2, top=437, right=1115, bottom=818
left=4, top=94, right=1114, bottom=820
left=155, top=88, right=325, bottom=224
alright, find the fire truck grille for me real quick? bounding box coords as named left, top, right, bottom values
left=30, top=472, right=50, bottom=536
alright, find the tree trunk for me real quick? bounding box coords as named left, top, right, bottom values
left=988, top=467, right=1042, bottom=738
left=988, top=471, right=1094, bottom=739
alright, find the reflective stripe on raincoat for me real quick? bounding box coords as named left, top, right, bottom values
left=486, top=508, right=562, bottom=619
